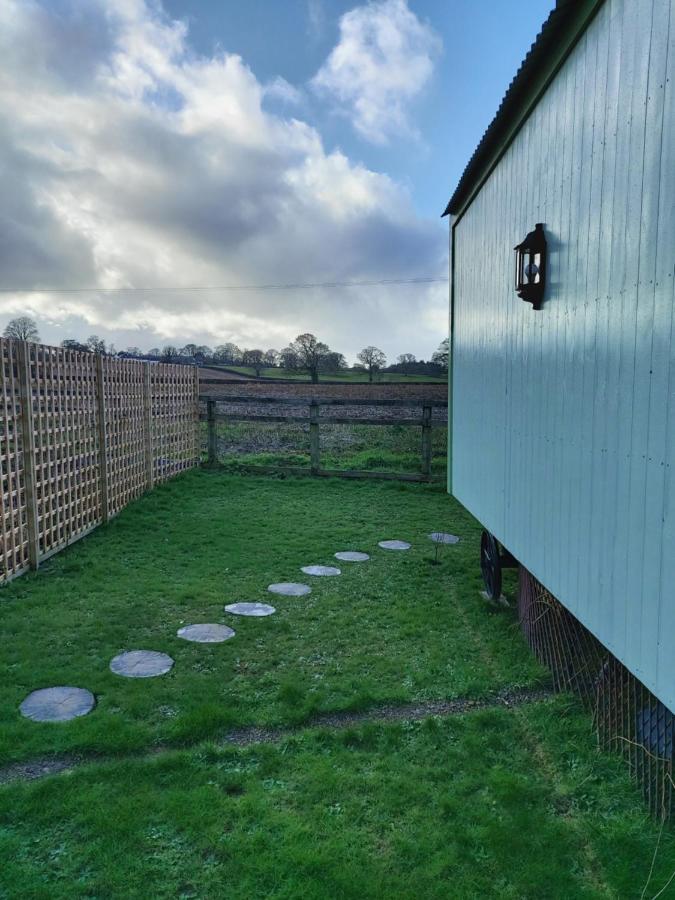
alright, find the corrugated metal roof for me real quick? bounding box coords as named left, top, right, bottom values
left=443, top=0, right=603, bottom=218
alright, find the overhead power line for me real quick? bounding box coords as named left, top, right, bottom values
left=0, top=277, right=448, bottom=294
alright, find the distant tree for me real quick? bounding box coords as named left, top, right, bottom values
left=290, top=333, right=330, bottom=384
left=397, top=353, right=416, bottom=365
left=125, top=346, right=142, bottom=357
left=357, top=346, right=386, bottom=382
left=61, top=339, right=89, bottom=352
left=180, top=344, right=199, bottom=360
left=214, top=343, right=242, bottom=365
left=432, top=338, right=449, bottom=372
left=321, top=351, right=347, bottom=374
left=195, top=345, right=212, bottom=362
left=280, top=346, right=299, bottom=371
left=86, top=335, right=106, bottom=354
left=147, top=348, right=161, bottom=357
left=161, top=345, right=178, bottom=362
left=4, top=316, right=39, bottom=342
left=263, top=349, right=279, bottom=368
left=242, top=348, right=266, bottom=376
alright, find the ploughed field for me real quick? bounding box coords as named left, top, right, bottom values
left=1, top=471, right=673, bottom=898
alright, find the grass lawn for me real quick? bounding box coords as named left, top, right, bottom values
left=213, top=421, right=448, bottom=476
left=214, top=366, right=446, bottom=383
left=1, top=472, right=674, bottom=898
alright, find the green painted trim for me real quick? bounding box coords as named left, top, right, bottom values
left=451, top=0, right=606, bottom=226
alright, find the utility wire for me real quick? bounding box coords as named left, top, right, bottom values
left=0, top=277, right=448, bottom=294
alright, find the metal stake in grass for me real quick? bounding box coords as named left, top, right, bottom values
left=428, top=531, right=460, bottom=565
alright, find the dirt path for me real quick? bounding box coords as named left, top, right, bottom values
left=0, top=687, right=552, bottom=787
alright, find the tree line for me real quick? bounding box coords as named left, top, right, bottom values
left=2, top=316, right=449, bottom=381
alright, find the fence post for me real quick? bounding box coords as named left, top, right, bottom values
left=193, top=365, right=200, bottom=465
left=421, top=403, right=432, bottom=481
left=95, top=354, right=110, bottom=523
left=207, top=400, right=218, bottom=466
left=17, top=341, right=40, bottom=569
left=309, top=400, right=320, bottom=475
left=143, top=363, right=154, bottom=490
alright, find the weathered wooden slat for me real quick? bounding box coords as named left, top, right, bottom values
left=420, top=403, right=432, bottom=480
left=199, top=413, right=444, bottom=427
left=309, top=400, right=320, bottom=475
left=17, top=342, right=40, bottom=570
left=199, top=394, right=448, bottom=408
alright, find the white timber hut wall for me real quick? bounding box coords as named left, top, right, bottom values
left=448, top=0, right=675, bottom=711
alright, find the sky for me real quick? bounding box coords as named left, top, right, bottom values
left=0, top=0, right=554, bottom=363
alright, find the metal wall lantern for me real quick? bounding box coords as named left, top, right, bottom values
left=514, top=223, right=546, bottom=310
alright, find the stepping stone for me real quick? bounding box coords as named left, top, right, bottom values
left=109, top=650, right=174, bottom=678
left=378, top=540, right=411, bottom=551
left=225, top=602, right=276, bottom=617
left=335, top=551, right=370, bottom=562
left=267, top=582, right=311, bottom=596
left=429, top=532, right=460, bottom=544
left=19, top=686, right=95, bottom=723
left=301, top=565, right=341, bottom=577
left=177, top=624, right=235, bottom=643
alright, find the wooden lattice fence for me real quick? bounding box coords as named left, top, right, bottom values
left=0, top=340, right=199, bottom=584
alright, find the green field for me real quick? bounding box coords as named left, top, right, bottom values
left=1, top=472, right=674, bottom=898
left=216, top=366, right=446, bottom=383
left=212, top=421, right=448, bottom=476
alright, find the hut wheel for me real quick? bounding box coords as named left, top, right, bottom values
left=480, top=530, right=502, bottom=601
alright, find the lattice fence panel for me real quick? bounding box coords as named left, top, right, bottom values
left=519, top=566, right=674, bottom=820
left=0, top=340, right=199, bottom=584
left=30, top=343, right=102, bottom=558
left=151, top=364, right=198, bottom=483
left=103, top=357, right=147, bottom=517
left=0, top=340, right=30, bottom=580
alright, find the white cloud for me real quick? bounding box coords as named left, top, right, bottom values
left=0, top=0, right=447, bottom=360
left=311, top=0, right=441, bottom=144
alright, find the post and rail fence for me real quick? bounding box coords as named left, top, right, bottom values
left=200, top=392, right=447, bottom=482
left=1, top=350, right=446, bottom=586
left=0, top=339, right=199, bottom=585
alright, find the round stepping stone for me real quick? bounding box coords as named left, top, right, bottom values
left=225, top=602, right=276, bottom=617
left=378, top=540, right=411, bottom=551
left=301, top=565, right=341, bottom=577
left=177, top=624, right=235, bottom=643
left=267, top=582, right=311, bottom=596
left=335, top=551, right=370, bottom=562
left=428, top=532, right=460, bottom=544
left=109, top=650, right=174, bottom=678
left=20, top=686, right=95, bottom=723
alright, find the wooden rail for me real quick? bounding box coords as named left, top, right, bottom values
left=200, top=394, right=447, bottom=483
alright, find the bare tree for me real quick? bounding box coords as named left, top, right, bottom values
left=4, top=316, right=40, bottom=342
left=214, top=343, right=242, bottom=365
left=61, top=339, right=89, bottom=352
left=162, top=345, right=178, bottom=362
left=290, top=333, right=330, bottom=383
left=242, top=348, right=266, bottom=376
left=397, top=353, right=416, bottom=365
left=357, top=346, right=386, bottom=382
left=432, top=338, right=449, bottom=371
left=280, top=346, right=299, bottom=371
left=263, top=349, right=280, bottom=367
left=321, top=351, right=347, bottom=374
left=180, top=343, right=199, bottom=360
left=87, top=335, right=107, bottom=354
